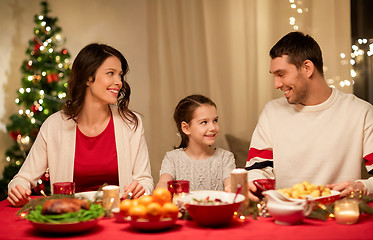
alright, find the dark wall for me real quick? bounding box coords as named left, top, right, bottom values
left=351, top=0, right=373, bottom=41
left=351, top=0, right=373, bottom=104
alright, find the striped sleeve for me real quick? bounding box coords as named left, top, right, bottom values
left=245, top=105, right=275, bottom=180
left=245, top=148, right=273, bottom=170
left=363, top=152, right=373, bottom=174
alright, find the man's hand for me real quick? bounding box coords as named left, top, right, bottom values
left=248, top=181, right=260, bottom=202
left=326, top=181, right=366, bottom=198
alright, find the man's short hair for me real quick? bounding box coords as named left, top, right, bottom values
left=270, top=31, right=324, bottom=75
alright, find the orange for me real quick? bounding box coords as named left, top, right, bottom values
left=119, top=199, right=132, bottom=215
left=131, top=199, right=140, bottom=206
left=152, top=188, right=172, bottom=206
left=162, top=202, right=179, bottom=219
left=138, top=195, right=153, bottom=207
left=128, top=205, right=147, bottom=220
left=146, top=202, right=162, bottom=220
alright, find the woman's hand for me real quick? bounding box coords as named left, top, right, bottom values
left=326, top=181, right=366, bottom=198
left=123, top=180, right=145, bottom=199
left=7, top=185, right=31, bottom=207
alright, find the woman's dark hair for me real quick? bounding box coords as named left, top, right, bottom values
left=63, top=43, right=138, bottom=128
left=173, top=94, right=216, bottom=149
left=269, top=31, right=324, bottom=75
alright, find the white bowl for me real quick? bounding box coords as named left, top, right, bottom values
left=75, top=191, right=103, bottom=202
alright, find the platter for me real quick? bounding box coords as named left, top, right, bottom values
left=311, top=190, right=340, bottom=204
left=75, top=191, right=103, bottom=202
left=286, top=190, right=340, bottom=205
left=29, top=218, right=101, bottom=233
left=129, top=218, right=177, bottom=231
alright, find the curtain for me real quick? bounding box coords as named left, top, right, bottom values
left=145, top=0, right=351, bottom=182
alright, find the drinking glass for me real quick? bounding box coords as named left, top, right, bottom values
left=167, top=180, right=190, bottom=205
left=53, top=182, right=75, bottom=195
left=102, top=185, right=120, bottom=210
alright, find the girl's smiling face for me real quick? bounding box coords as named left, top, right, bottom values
left=85, top=56, right=123, bottom=105
left=182, top=104, right=219, bottom=148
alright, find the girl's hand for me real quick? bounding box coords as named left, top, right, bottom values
left=123, top=180, right=145, bottom=199
left=7, top=185, right=31, bottom=207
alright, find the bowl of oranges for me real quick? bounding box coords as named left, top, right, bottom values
left=115, top=188, right=180, bottom=231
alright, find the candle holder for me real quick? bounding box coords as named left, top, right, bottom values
left=102, top=185, right=120, bottom=211
left=231, top=169, right=249, bottom=217
left=334, top=198, right=360, bottom=224
left=167, top=180, right=190, bottom=205
left=52, top=182, right=75, bottom=195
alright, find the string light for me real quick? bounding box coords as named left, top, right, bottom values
left=286, top=1, right=365, bottom=89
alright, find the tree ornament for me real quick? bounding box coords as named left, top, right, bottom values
left=46, top=73, right=59, bottom=83
left=16, top=134, right=32, bottom=152
left=33, top=42, right=42, bottom=56
left=9, top=130, right=21, bottom=141
left=31, top=104, right=39, bottom=114
left=33, top=74, right=41, bottom=83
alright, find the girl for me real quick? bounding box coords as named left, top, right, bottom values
left=8, top=43, right=154, bottom=206
left=156, top=94, right=235, bottom=191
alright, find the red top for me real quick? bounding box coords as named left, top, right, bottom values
left=73, top=115, right=119, bottom=192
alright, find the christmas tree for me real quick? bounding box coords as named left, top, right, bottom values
left=0, top=1, right=71, bottom=200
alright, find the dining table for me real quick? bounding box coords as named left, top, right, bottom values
left=1, top=198, right=373, bottom=240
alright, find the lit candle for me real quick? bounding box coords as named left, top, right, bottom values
left=102, top=185, right=120, bottom=210
left=231, top=169, right=249, bottom=217
left=334, top=199, right=360, bottom=224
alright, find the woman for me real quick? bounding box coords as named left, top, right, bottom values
left=8, top=43, right=154, bottom=206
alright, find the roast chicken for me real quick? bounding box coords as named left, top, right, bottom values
left=41, top=198, right=90, bottom=215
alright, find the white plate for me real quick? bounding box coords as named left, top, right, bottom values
left=311, top=190, right=340, bottom=204
left=75, top=191, right=103, bottom=202
left=286, top=190, right=340, bottom=204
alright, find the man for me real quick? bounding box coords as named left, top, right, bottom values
left=246, top=31, right=373, bottom=202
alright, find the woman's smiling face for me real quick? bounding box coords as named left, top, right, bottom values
left=85, top=56, right=123, bottom=105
